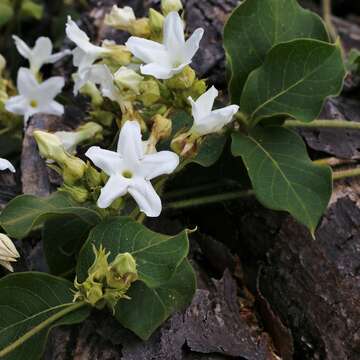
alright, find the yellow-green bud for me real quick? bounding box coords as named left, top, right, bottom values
left=161, top=0, right=183, bottom=15
left=184, top=79, right=207, bottom=100
left=90, top=110, right=115, bottom=127
left=165, top=66, right=196, bottom=90
left=102, top=41, right=132, bottom=66
left=86, top=282, right=104, bottom=307
left=149, top=8, right=164, bottom=34
left=130, top=18, right=151, bottom=38
left=33, top=130, right=67, bottom=164
left=85, top=163, right=103, bottom=189
left=58, top=183, right=89, bottom=203
left=88, top=245, right=110, bottom=282
left=0, top=55, right=6, bottom=76
left=114, top=66, right=144, bottom=94
left=139, top=79, right=161, bottom=106
left=171, top=131, right=199, bottom=157
left=105, top=5, right=136, bottom=30
left=62, top=156, right=87, bottom=185
left=107, top=252, right=138, bottom=289
left=152, top=114, right=172, bottom=141
left=79, top=82, right=103, bottom=107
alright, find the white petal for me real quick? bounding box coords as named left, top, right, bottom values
left=85, top=146, right=123, bottom=176
left=140, top=63, right=174, bottom=80
left=191, top=86, right=218, bottom=121
left=12, top=35, right=31, bottom=59
left=140, top=151, right=179, bottom=180
left=54, top=131, right=79, bottom=153
left=128, top=178, right=162, bottom=217
left=117, top=121, right=143, bottom=164
left=126, top=37, right=169, bottom=65
left=183, top=28, right=204, bottom=62
left=0, top=260, right=14, bottom=272
left=97, top=175, right=128, bottom=208
left=163, top=12, right=185, bottom=52
left=39, top=101, right=64, bottom=117
left=193, top=104, right=239, bottom=135
left=66, top=16, right=90, bottom=49
left=30, top=37, right=53, bottom=72
left=47, top=49, right=72, bottom=64
left=5, top=95, right=29, bottom=116
left=17, top=68, right=39, bottom=97
left=37, top=76, right=65, bottom=102
left=0, top=234, right=20, bottom=258
left=0, top=158, right=15, bottom=173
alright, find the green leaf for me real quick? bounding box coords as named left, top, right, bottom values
left=0, top=272, right=90, bottom=359
left=0, top=1, right=13, bottom=27
left=20, top=0, right=44, bottom=20
left=77, top=217, right=189, bottom=288
left=43, top=215, right=96, bottom=276
left=0, top=192, right=102, bottom=240
left=240, top=39, right=345, bottom=125
left=224, top=0, right=329, bottom=102
left=231, top=126, right=332, bottom=234
left=115, top=259, right=195, bottom=340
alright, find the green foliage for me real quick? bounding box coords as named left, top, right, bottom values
left=224, top=0, right=329, bottom=102
left=232, top=126, right=332, bottom=234
left=240, top=39, right=345, bottom=125
left=0, top=192, right=102, bottom=240
left=0, top=272, right=90, bottom=359
left=21, top=0, right=44, bottom=20
left=0, top=1, right=13, bottom=27
left=77, top=217, right=195, bottom=339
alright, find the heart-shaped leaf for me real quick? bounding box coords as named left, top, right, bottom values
left=0, top=272, right=90, bottom=360
left=224, top=0, right=329, bottom=102
left=240, top=39, right=345, bottom=125
left=232, top=126, right=332, bottom=234
left=77, top=217, right=189, bottom=288
left=115, top=259, right=195, bottom=340
left=0, top=192, right=102, bottom=240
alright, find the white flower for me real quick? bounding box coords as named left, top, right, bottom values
left=86, top=121, right=179, bottom=216
left=0, top=158, right=15, bottom=173
left=105, top=5, right=136, bottom=29
left=66, top=16, right=110, bottom=71
left=5, top=67, right=64, bottom=124
left=114, top=66, right=144, bottom=94
left=13, top=35, right=70, bottom=75
left=74, top=64, right=118, bottom=101
left=161, top=0, right=183, bottom=15
left=0, top=234, right=20, bottom=272
left=189, top=86, right=239, bottom=136
left=126, top=11, right=203, bottom=80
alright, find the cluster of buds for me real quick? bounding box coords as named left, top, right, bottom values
left=74, top=245, right=138, bottom=312
left=0, top=234, right=20, bottom=272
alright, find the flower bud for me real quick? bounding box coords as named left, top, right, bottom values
left=171, top=131, right=198, bottom=158
left=85, top=163, right=103, bottom=189
left=90, top=110, right=115, bottom=127
left=105, top=5, right=136, bottom=30
left=33, top=130, right=67, bottom=164
left=59, top=183, right=89, bottom=203
left=88, top=245, right=110, bottom=282
left=130, top=18, right=151, bottom=38
left=139, top=79, right=161, bottom=106
left=152, top=114, right=172, bottom=141
left=102, top=41, right=132, bottom=67
left=62, top=156, right=87, bottom=185
left=0, top=55, right=6, bottom=76
left=79, top=82, right=103, bottom=107
left=161, top=0, right=183, bottom=15
left=107, top=252, right=138, bottom=289
left=149, top=8, right=164, bottom=35
left=114, top=66, right=144, bottom=94
left=165, top=66, right=196, bottom=90
left=0, top=234, right=20, bottom=272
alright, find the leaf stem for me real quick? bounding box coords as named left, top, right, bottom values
left=284, top=119, right=360, bottom=130
left=165, top=190, right=255, bottom=210
left=0, top=301, right=87, bottom=358
left=333, top=167, right=360, bottom=181
left=322, top=0, right=337, bottom=41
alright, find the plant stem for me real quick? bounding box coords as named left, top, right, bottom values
left=284, top=119, right=360, bottom=130
left=0, top=302, right=87, bottom=358
left=323, top=0, right=337, bottom=41
left=165, top=190, right=255, bottom=210
left=333, top=167, right=360, bottom=181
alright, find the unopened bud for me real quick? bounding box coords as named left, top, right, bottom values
left=59, top=183, right=89, bottom=203
left=0, top=234, right=20, bottom=272
left=88, top=245, right=110, bottom=282
left=130, top=18, right=151, bottom=38
left=79, top=82, right=103, bottom=107
left=0, top=55, right=6, bottom=76
left=171, top=131, right=198, bottom=158
left=139, top=79, right=161, bottom=106
left=165, top=66, right=196, bottom=90
left=85, top=164, right=103, bottom=188
left=114, top=66, right=143, bottom=94
left=33, top=130, right=67, bottom=163
left=90, top=110, right=115, bottom=127
left=105, top=5, right=136, bottom=30
left=152, top=114, right=172, bottom=141
left=62, top=156, right=87, bottom=185
left=161, top=0, right=183, bottom=15
left=102, top=41, right=132, bottom=66
left=108, top=252, right=138, bottom=289
left=149, top=9, right=164, bottom=34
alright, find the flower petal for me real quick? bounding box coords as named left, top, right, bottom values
left=189, top=86, right=218, bottom=125
left=39, top=101, right=64, bottom=117
left=128, top=178, right=162, bottom=217
left=126, top=37, right=169, bottom=65
left=5, top=95, right=29, bottom=116
left=140, top=63, right=174, bottom=80
left=117, top=121, right=143, bottom=164
left=0, top=158, right=15, bottom=173
left=183, top=28, right=204, bottom=62
left=47, top=49, right=72, bottom=64
left=17, top=67, right=39, bottom=97
left=97, top=175, right=128, bottom=208
left=140, top=151, right=179, bottom=180
left=31, top=37, right=53, bottom=72
left=12, top=35, right=31, bottom=59
left=193, top=104, right=239, bottom=135
left=37, top=76, right=65, bottom=102
left=85, top=146, right=123, bottom=176
left=163, top=12, right=185, bottom=52
left=66, top=16, right=90, bottom=50
left=0, top=260, right=14, bottom=272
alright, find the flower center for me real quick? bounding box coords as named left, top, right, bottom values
left=122, top=170, right=133, bottom=179
left=30, top=100, right=38, bottom=108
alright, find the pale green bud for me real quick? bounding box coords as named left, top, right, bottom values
left=161, top=0, right=183, bottom=15
left=0, top=55, right=6, bottom=76
left=88, top=245, right=110, bottom=282
left=184, top=79, right=207, bottom=100
left=85, top=163, right=103, bottom=189
left=114, top=66, right=144, bottom=94
left=105, top=5, right=136, bottom=30
left=90, top=110, right=115, bottom=127
left=130, top=18, right=151, bottom=38
left=107, top=252, right=138, bottom=289
left=149, top=8, right=164, bottom=34
left=79, top=82, right=103, bottom=107
left=165, top=66, right=196, bottom=90
left=139, top=79, right=161, bottom=106
left=59, top=183, right=89, bottom=203
left=152, top=114, right=172, bottom=141
left=62, top=156, right=87, bottom=185
left=33, top=130, right=67, bottom=164
left=171, top=131, right=198, bottom=157
left=102, top=41, right=132, bottom=66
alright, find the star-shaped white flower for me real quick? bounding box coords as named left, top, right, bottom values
left=13, top=35, right=70, bottom=75
left=126, top=11, right=204, bottom=80
left=0, top=158, right=15, bottom=173
left=189, top=86, right=239, bottom=136
left=5, top=67, right=64, bottom=124
left=0, top=233, right=20, bottom=272
left=86, top=121, right=179, bottom=217
left=66, top=16, right=110, bottom=71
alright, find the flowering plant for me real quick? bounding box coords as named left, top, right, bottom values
left=0, top=0, right=350, bottom=358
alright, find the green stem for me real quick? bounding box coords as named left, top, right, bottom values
left=165, top=190, right=255, bottom=210
left=0, top=302, right=87, bottom=358
left=333, top=167, right=360, bottom=181
left=284, top=119, right=360, bottom=130
left=323, top=0, right=337, bottom=41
